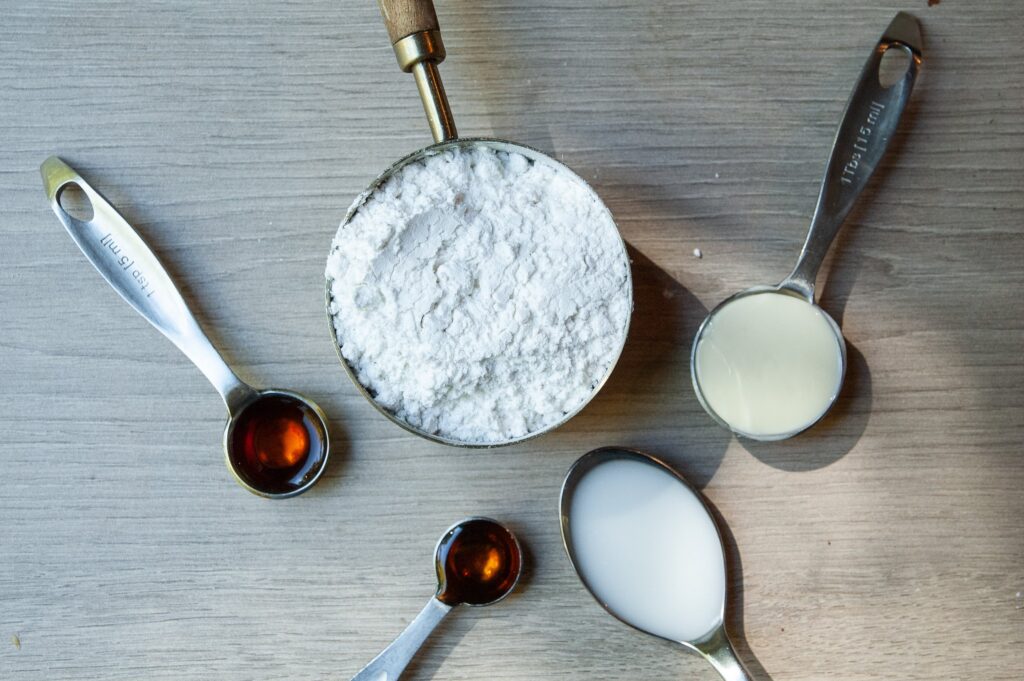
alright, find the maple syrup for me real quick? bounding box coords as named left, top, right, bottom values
left=228, top=393, right=327, bottom=496
left=435, top=518, right=522, bottom=606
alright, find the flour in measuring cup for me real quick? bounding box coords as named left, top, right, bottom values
left=326, top=146, right=631, bottom=444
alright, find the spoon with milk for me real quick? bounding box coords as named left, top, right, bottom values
left=691, top=12, right=923, bottom=440
left=560, top=448, right=751, bottom=680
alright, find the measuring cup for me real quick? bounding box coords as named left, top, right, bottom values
left=42, top=157, right=330, bottom=498
left=324, top=0, right=632, bottom=447
left=691, top=12, right=922, bottom=441
left=560, top=447, right=752, bottom=680
left=350, top=517, right=522, bottom=680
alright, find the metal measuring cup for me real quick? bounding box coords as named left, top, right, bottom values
left=324, top=0, right=633, bottom=447
left=690, top=13, right=923, bottom=441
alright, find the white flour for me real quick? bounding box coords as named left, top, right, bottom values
left=326, top=145, right=631, bottom=444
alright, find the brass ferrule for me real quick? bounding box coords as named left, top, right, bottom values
left=392, top=30, right=446, bottom=72
left=392, top=30, right=456, bottom=143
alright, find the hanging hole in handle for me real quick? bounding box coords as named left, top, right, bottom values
left=878, top=44, right=912, bottom=89
left=57, top=183, right=95, bottom=222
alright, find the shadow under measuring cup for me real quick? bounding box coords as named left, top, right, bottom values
left=691, top=12, right=923, bottom=441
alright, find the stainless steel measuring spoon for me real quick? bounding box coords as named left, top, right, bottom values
left=324, top=0, right=632, bottom=447
left=560, top=447, right=752, bottom=681
left=691, top=13, right=923, bottom=441
left=350, top=517, right=522, bottom=681
left=42, top=156, right=330, bottom=498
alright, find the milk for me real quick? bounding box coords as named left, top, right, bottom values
left=694, top=291, right=844, bottom=437
left=566, top=458, right=726, bottom=643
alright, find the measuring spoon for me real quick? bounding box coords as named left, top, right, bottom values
left=691, top=12, right=922, bottom=441
left=350, top=517, right=522, bottom=681
left=42, top=157, right=330, bottom=498
left=560, top=447, right=751, bottom=680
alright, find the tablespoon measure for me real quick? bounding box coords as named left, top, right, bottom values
left=560, top=447, right=751, bottom=680
left=42, top=156, right=330, bottom=498
left=691, top=12, right=923, bottom=441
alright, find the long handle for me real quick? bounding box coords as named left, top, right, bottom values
left=41, top=157, right=255, bottom=413
left=377, top=0, right=457, bottom=143
left=695, top=626, right=753, bottom=681
left=350, top=597, right=453, bottom=681
left=781, top=12, right=922, bottom=299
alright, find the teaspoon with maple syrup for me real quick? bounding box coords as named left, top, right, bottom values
left=350, top=517, right=522, bottom=681
left=42, top=156, right=330, bottom=498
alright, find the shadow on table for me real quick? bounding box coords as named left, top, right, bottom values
left=739, top=340, right=872, bottom=473
left=563, top=243, right=731, bottom=489
left=705, top=497, right=776, bottom=681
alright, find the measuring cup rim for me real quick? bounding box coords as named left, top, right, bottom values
left=432, top=515, right=523, bottom=608
left=324, top=138, right=634, bottom=448
left=689, top=286, right=848, bottom=441
left=221, top=388, right=331, bottom=499
left=558, top=446, right=728, bottom=648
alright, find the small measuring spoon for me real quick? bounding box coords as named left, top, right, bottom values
left=350, top=517, right=522, bottom=681
left=42, top=157, right=330, bottom=498
left=560, top=448, right=752, bottom=680
left=691, top=12, right=923, bottom=441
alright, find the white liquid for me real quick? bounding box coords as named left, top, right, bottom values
left=566, top=458, right=726, bottom=643
left=694, top=291, right=844, bottom=438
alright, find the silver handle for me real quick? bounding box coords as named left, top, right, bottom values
left=695, top=626, right=753, bottom=681
left=782, top=12, right=922, bottom=299
left=350, top=597, right=453, bottom=681
left=41, top=156, right=255, bottom=413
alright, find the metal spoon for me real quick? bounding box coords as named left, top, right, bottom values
left=41, top=156, right=330, bottom=499
left=560, top=447, right=752, bottom=681
left=350, top=517, right=522, bottom=681
left=691, top=12, right=923, bottom=441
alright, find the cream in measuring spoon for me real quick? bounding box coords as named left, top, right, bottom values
left=693, top=291, right=844, bottom=438
left=566, top=457, right=726, bottom=643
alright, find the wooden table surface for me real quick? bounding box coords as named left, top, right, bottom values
left=2, top=1, right=1021, bottom=679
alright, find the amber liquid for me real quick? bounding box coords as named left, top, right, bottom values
left=436, top=518, right=521, bottom=606
left=228, top=394, right=326, bottom=495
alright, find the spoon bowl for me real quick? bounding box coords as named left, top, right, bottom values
left=223, top=389, right=330, bottom=498
left=691, top=285, right=848, bottom=441
left=560, top=447, right=752, bottom=680
left=434, top=516, right=523, bottom=606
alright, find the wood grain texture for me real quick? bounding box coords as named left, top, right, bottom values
left=379, top=0, right=441, bottom=44
left=1, top=1, right=1022, bottom=680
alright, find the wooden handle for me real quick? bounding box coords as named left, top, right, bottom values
left=378, top=0, right=440, bottom=44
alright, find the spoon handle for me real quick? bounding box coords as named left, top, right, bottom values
left=41, top=157, right=254, bottom=412
left=782, top=12, right=922, bottom=299
left=377, top=0, right=457, bottom=143
left=696, top=626, right=753, bottom=681
left=350, top=597, right=453, bottom=681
